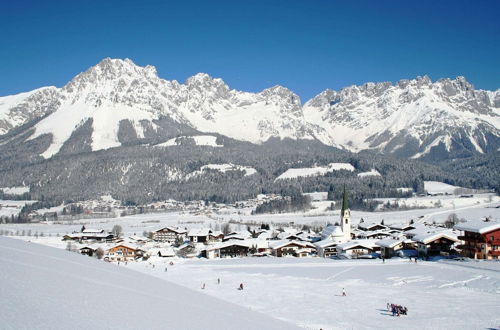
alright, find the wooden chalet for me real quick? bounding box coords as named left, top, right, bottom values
left=455, top=220, right=500, bottom=260
left=269, top=240, right=316, bottom=257
left=413, top=231, right=459, bottom=257
left=203, top=242, right=250, bottom=259
left=105, top=244, right=144, bottom=262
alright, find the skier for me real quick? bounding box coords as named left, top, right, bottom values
left=202, top=283, right=206, bottom=290
left=239, top=283, right=244, bottom=290
left=342, top=288, right=346, bottom=296
left=217, top=278, right=220, bottom=285
left=165, top=267, right=168, bottom=272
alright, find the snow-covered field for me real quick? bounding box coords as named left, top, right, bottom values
left=0, top=199, right=37, bottom=217
left=130, top=255, right=500, bottom=329
left=0, top=237, right=296, bottom=330
left=3, top=235, right=499, bottom=329
left=276, top=163, right=355, bottom=180
left=424, top=181, right=464, bottom=194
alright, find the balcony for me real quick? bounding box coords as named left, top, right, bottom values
left=457, top=236, right=485, bottom=242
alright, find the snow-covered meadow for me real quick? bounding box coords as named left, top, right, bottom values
left=126, top=256, right=500, bottom=330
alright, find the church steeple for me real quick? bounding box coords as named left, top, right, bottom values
left=341, top=185, right=349, bottom=217
left=340, top=185, right=351, bottom=242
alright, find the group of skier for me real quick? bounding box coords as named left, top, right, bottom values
left=387, top=303, right=408, bottom=316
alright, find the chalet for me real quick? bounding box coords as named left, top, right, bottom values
left=208, top=230, right=224, bottom=243
left=148, top=247, right=176, bottom=258
left=376, top=239, right=405, bottom=258
left=153, top=227, right=187, bottom=243
left=269, top=240, right=316, bottom=257
left=63, top=229, right=114, bottom=242
left=314, top=239, right=340, bottom=258
left=336, top=240, right=379, bottom=257
left=358, top=222, right=388, bottom=232
left=413, top=231, right=459, bottom=257
left=357, top=230, right=392, bottom=240
left=203, top=242, right=250, bottom=259
left=455, top=220, right=500, bottom=260
left=79, top=246, right=95, bottom=257
left=188, top=228, right=211, bottom=243
left=105, top=244, right=144, bottom=262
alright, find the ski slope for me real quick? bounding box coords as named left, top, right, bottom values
left=0, top=237, right=297, bottom=330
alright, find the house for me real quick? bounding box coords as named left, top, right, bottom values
left=455, top=220, right=500, bottom=260
left=188, top=228, right=213, bottom=243
left=202, top=242, right=250, bottom=259
left=269, top=240, right=316, bottom=257
left=376, top=239, right=405, bottom=258
left=63, top=229, right=114, bottom=242
left=336, top=240, right=378, bottom=257
left=358, top=222, right=388, bottom=232
left=153, top=227, right=187, bottom=243
left=105, top=244, right=144, bottom=262
left=314, top=239, right=340, bottom=258
left=413, top=231, right=459, bottom=257
left=79, top=246, right=95, bottom=257
left=208, top=230, right=224, bottom=243
left=357, top=230, right=392, bottom=240
left=148, top=247, right=176, bottom=258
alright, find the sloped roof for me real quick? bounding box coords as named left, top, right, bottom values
left=376, top=238, right=404, bottom=249
left=412, top=231, right=459, bottom=244
left=454, top=220, right=500, bottom=234
left=269, top=240, right=315, bottom=249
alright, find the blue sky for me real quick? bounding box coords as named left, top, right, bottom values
left=0, top=0, right=498, bottom=100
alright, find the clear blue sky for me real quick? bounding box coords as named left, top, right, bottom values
left=0, top=0, right=499, bottom=101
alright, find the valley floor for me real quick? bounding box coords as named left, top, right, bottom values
left=126, top=256, right=500, bottom=330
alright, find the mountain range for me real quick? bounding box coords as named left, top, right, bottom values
left=1, top=58, right=498, bottom=161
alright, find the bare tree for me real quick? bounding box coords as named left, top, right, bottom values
left=95, top=247, right=105, bottom=259
left=112, top=225, right=123, bottom=238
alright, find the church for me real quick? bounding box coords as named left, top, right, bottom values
left=315, top=187, right=352, bottom=257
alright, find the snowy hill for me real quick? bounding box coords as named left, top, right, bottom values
left=0, top=58, right=498, bottom=160
left=0, top=237, right=297, bottom=330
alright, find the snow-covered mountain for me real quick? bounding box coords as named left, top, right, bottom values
left=0, top=58, right=498, bottom=160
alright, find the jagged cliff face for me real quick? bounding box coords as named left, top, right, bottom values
left=0, top=58, right=498, bottom=160
left=304, top=76, right=500, bottom=159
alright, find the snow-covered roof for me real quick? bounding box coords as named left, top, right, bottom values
left=82, top=229, right=105, bottom=234
left=156, top=226, right=187, bottom=234
left=337, top=239, right=378, bottom=251
left=148, top=247, right=175, bottom=257
left=389, top=223, right=416, bottom=231
left=269, top=240, right=315, bottom=249
left=314, top=239, right=339, bottom=248
left=321, top=225, right=344, bottom=239
left=454, top=220, right=500, bottom=234
left=188, top=228, right=211, bottom=237
left=376, top=238, right=404, bottom=249
left=412, top=231, right=459, bottom=244
left=358, top=222, right=388, bottom=231
left=204, top=241, right=251, bottom=251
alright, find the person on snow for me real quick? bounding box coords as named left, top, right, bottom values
left=342, top=288, right=346, bottom=296
left=239, top=283, right=244, bottom=290
left=202, top=283, right=206, bottom=290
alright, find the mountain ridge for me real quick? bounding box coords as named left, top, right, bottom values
left=0, top=57, right=498, bottom=160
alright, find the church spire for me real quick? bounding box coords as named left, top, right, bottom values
left=341, top=184, right=349, bottom=217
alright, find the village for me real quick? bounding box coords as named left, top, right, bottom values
left=28, top=189, right=499, bottom=264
